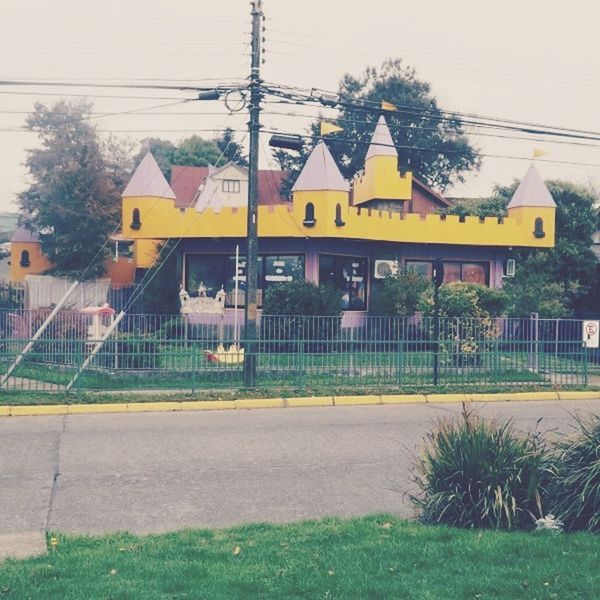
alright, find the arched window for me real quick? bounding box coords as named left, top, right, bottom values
left=130, top=208, right=141, bottom=230
left=335, top=203, right=345, bottom=227
left=19, top=250, right=30, bottom=268
left=303, top=202, right=316, bottom=227
left=533, top=217, right=545, bottom=238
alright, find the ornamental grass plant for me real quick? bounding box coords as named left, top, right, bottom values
left=550, top=413, right=600, bottom=532
left=412, top=406, right=550, bottom=530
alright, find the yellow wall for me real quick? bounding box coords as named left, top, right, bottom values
left=122, top=194, right=555, bottom=250
left=10, top=242, right=138, bottom=285
left=353, top=156, right=412, bottom=206
left=10, top=242, right=52, bottom=282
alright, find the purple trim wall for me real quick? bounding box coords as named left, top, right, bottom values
left=180, top=237, right=508, bottom=313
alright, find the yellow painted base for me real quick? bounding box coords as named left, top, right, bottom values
left=334, top=395, right=381, bottom=406
left=180, top=400, right=235, bottom=411
left=286, top=396, right=333, bottom=407
left=1, top=390, right=596, bottom=418
left=469, top=393, right=517, bottom=402
left=426, top=394, right=468, bottom=403
left=380, top=394, right=427, bottom=404
left=128, top=402, right=182, bottom=412
left=512, top=392, right=559, bottom=402
left=234, top=398, right=285, bottom=409
left=557, top=391, right=600, bottom=401
left=11, top=405, right=69, bottom=417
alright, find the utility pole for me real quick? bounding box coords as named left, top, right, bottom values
left=243, top=0, right=263, bottom=387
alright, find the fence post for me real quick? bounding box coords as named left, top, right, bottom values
left=528, top=312, right=539, bottom=374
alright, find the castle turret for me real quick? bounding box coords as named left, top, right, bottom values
left=291, top=141, right=350, bottom=233
left=353, top=115, right=412, bottom=206
left=121, top=152, right=176, bottom=268
left=507, top=164, right=556, bottom=245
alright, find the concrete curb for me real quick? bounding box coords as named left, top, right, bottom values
left=1, top=390, right=599, bottom=417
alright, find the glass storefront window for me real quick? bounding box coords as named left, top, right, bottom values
left=185, top=254, right=304, bottom=307
left=443, top=262, right=461, bottom=283
left=319, top=254, right=368, bottom=310
left=462, top=262, right=487, bottom=285
left=406, top=259, right=489, bottom=286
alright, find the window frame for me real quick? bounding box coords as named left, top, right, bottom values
left=318, top=253, right=369, bottom=312
left=183, top=252, right=306, bottom=308
left=405, top=259, right=491, bottom=286
left=222, top=179, right=241, bottom=193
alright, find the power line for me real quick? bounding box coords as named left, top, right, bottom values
left=260, top=127, right=600, bottom=169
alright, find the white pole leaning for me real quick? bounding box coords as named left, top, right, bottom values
left=66, top=310, right=126, bottom=391
left=234, top=244, right=240, bottom=345
left=0, top=280, right=80, bottom=388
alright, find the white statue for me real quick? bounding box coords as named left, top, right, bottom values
left=198, top=281, right=208, bottom=297
left=179, top=286, right=190, bottom=308
left=215, top=285, right=226, bottom=305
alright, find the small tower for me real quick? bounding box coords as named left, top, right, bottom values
left=353, top=115, right=412, bottom=206
left=507, top=164, right=556, bottom=245
left=291, top=141, right=350, bottom=233
left=121, top=152, right=176, bottom=268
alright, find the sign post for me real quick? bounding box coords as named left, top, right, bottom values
left=583, top=320, right=599, bottom=348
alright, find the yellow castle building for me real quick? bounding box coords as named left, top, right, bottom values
left=11, top=116, right=556, bottom=313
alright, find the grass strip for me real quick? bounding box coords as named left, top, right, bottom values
left=0, top=384, right=599, bottom=406
left=0, top=516, right=599, bottom=599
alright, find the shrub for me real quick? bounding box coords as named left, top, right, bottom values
left=10, top=308, right=87, bottom=365
left=419, top=282, right=508, bottom=366
left=262, top=281, right=343, bottom=352
left=370, top=267, right=430, bottom=316
left=94, top=334, right=159, bottom=370
left=549, top=414, right=600, bottom=532
left=412, top=406, right=549, bottom=530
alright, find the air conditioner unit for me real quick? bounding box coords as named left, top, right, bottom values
left=504, top=258, right=516, bottom=277
left=374, top=259, right=399, bottom=279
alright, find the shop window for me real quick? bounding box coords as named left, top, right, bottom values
left=185, top=254, right=304, bottom=308
left=319, top=254, right=367, bottom=311
left=19, top=250, right=30, bottom=268
left=130, top=208, right=141, bottom=230
left=461, top=262, right=487, bottom=285
left=534, top=217, right=545, bottom=238
left=406, top=260, right=489, bottom=286
left=303, top=203, right=316, bottom=227
left=335, top=204, right=345, bottom=227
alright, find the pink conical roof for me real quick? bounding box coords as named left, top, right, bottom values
left=121, top=152, right=176, bottom=199
left=291, top=142, right=349, bottom=192
left=365, top=116, right=397, bottom=160
left=507, top=164, right=556, bottom=209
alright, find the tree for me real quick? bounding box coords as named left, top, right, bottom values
left=133, top=138, right=176, bottom=179
left=173, top=135, right=222, bottom=167
left=448, top=179, right=600, bottom=317
left=18, top=100, right=129, bottom=279
left=275, top=59, right=480, bottom=195
left=136, top=241, right=181, bottom=315
left=133, top=130, right=248, bottom=180
left=216, top=127, right=248, bottom=168
left=370, top=266, right=431, bottom=316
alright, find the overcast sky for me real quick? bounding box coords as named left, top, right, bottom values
left=2, top=0, right=599, bottom=213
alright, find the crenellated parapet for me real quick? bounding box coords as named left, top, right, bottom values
left=122, top=194, right=554, bottom=248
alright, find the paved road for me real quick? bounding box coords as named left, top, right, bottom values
left=1, top=399, right=599, bottom=554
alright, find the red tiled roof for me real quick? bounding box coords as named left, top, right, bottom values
left=412, top=177, right=452, bottom=207
left=257, top=170, right=288, bottom=205
left=170, top=165, right=210, bottom=208
left=170, top=165, right=288, bottom=208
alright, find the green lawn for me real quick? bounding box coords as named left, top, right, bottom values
left=0, top=347, right=565, bottom=392
left=1, top=516, right=599, bottom=599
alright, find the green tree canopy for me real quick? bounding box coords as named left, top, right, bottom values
left=134, top=129, right=248, bottom=179
left=452, top=179, right=600, bottom=317
left=18, top=100, right=130, bottom=279
left=275, top=59, right=481, bottom=196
